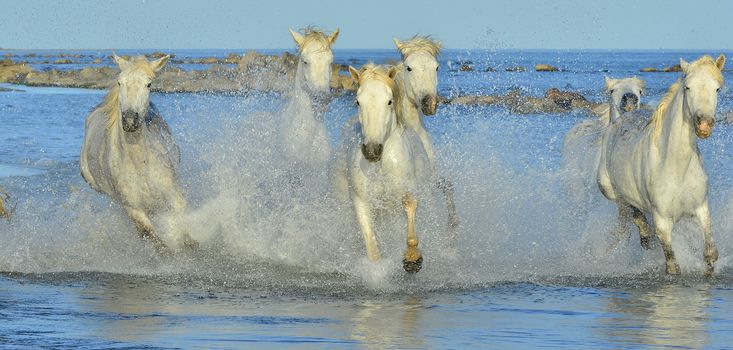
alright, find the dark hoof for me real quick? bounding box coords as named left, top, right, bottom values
left=640, top=236, right=652, bottom=250
left=183, top=236, right=200, bottom=250
left=665, top=262, right=681, bottom=275
left=403, top=256, right=423, bottom=274
left=705, top=263, right=715, bottom=277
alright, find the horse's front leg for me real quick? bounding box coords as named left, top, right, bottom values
left=652, top=213, right=680, bottom=275
left=167, top=191, right=198, bottom=250
left=695, top=204, right=718, bottom=275
left=125, top=206, right=169, bottom=255
left=402, top=193, right=422, bottom=273
left=354, top=196, right=380, bottom=261
left=437, top=176, right=459, bottom=249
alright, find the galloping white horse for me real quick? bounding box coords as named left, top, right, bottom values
left=597, top=55, right=726, bottom=275
left=338, top=64, right=430, bottom=273
left=280, top=28, right=339, bottom=167
left=393, top=36, right=459, bottom=240
left=562, top=76, right=645, bottom=204
left=80, top=54, right=197, bottom=252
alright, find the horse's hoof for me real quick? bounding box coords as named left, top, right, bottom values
left=403, top=256, right=423, bottom=274
left=705, top=262, right=715, bottom=277
left=640, top=236, right=652, bottom=250
left=182, top=236, right=200, bottom=250
left=665, top=262, right=681, bottom=275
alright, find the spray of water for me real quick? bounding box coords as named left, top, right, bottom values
left=1, top=76, right=731, bottom=294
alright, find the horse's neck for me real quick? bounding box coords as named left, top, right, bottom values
left=654, top=89, right=698, bottom=173
left=608, top=99, right=620, bottom=123
left=287, top=70, right=324, bottom=121
left=395, top=71, right=423, bottom=131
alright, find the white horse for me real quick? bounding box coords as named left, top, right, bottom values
left=80, top=54, right=197, bottom=252
left=280, top=28, right=339, bottom=167
left=338, top=64, right=431, bottom=273
left=562, top=76, right=645, bottom=204
left=597, top=55, right=726, bottom=275
left=393, top=36, right=459, bottom=240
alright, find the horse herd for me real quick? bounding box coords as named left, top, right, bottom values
left=8, top=28, right=728, bottom=275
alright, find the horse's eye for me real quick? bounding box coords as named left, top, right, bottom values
left=685, top=86, right=690, bottom=90
left=356, top=100, right=360, bottom=106
left=716, top=87, right=721, bottom=92
left=147, top=83, right=152, bottom=88
left=117, top=81, right=121, bottom=86
left=609, top=89, right=614, bottom=94
left=302, top=60, right=308, bottom=65
left=436, top=65, right=439, bottom=71
left=407, top=66, right=412, bottom=72
left=388, top=100, right=392, bottom=106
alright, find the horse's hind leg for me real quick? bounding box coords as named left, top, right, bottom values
left=631, top=207, right=653, bottom=250
left=652, top=213, right=680, bottom=275
left=402, top=193, right=422, bottom=273
left=126, top=207, right=168, bottom=254
left=607, top=203, right=632, bottom=253
left=695, top=204, right=718, bottom=275
left=437, top=177, right=459, bottom=249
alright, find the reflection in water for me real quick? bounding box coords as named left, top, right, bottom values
left=350, top=297, right=425, bottom=349
left=602, top=283, right=711, bottom=348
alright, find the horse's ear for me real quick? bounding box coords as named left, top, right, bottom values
left=604, top=76, right=616, bottom=91
left=289, top=28, right=305, bottom=48
left=348, top=65, right=360, bottom=83
left=150, top=55, right=170, bottom=73
left=633, top=76, right=646, bottom=90
left=328, top=29, right=340, bottom=46
left=113, top=53, right=129, bottom=70
left=716, top=54, right=726, bottom=71
left=393, top=38, right=404, bottom=53
left=680, top=58, right=690, bottom=73
left=387, top=66, right=398, bottom=80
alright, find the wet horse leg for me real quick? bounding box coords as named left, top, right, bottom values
left=631, top=207, right=654, bottom=250
left=354, top=196, right=380, bottom=261
left=126, top=206, right=168, bottom=255
left=437, top=177, right=459, bottom=249
left=652, top=213, right=680, bottom=275
left=402, top=193, right=423, bottom=273
left=694, top=204, right=718, bottom=275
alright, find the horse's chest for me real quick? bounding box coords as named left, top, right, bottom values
left=113, top=154, right=172, bottom=205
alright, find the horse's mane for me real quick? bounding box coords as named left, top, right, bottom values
left=100, top=85, right=121, bottom=129
left=396, top=36, right=442, bottom=59
left=651, top=56, right=724, bottom=141
left=355, top=63, right=404, bottom=124
left=99, top=57, right=155, bottom=129
left=297, top=27, right=335, bottom=51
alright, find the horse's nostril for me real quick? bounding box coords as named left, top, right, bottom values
left=361, top=143, right=384, bottom=162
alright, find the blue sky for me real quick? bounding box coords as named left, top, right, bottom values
left=1, top=0, right=732, bottom=50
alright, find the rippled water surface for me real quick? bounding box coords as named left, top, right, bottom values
left=2, top=49, right=733, bottom=348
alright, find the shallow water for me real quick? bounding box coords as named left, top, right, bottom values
left=1, top=49, right=733, bottom=348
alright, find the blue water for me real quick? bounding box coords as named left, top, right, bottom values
left=2, top=49, right=733, bottom=348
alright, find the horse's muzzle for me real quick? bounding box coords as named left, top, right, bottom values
left=361, top=143, right=383, bottom=162
left=695, top=115, right=715, bottom=139
left=122, top=110, right=142, bottom=132
left=421, top=95, right=438, bottom=116
left=620, top=93, right=639, bottom=112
